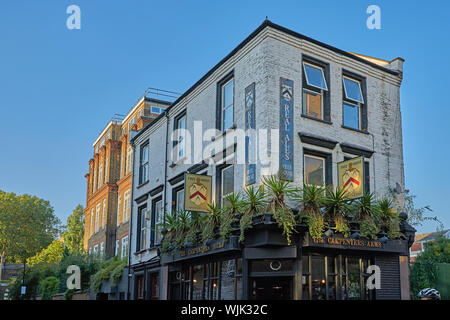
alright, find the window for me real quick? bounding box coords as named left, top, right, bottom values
left=302, top=60, right=329, bottom=121
left=90, top=208, right=94, bottom=235
left=100, top=242, right=105, bottom=256
left=117, top=196, right=122, bottom=226
left=137, top=206, right=147, bottom=251
left=95, top=204, right=100, bottom=232
left=174, top=113, right=186, bottom=162
left=140, top=143, right=149, bottom=184
left=102, top=199, right=106, bottom=228
left=105, top=161, right=108, bottom=184
left=304, top=155, right=325, bottom=186
left=342, top=74, right=366, bottom=131
left=121, top=236, right=129, bottom=259
left=128, top=117, right=136, bottom=131
left=343, top=77, right=364, bottom=103
left=123, top=190, right=131, bottom=222
left=219, top=165, right=234, bottom=207
left=135, top=275, right=145, bottom=300
left=151, top=106, right=166, bottom=114
left=88, top=247, right=92, bottom=256
left=173, top=187, right=184, bottom=212
left=151, top=198, right=164, bottom=246
left=98, top=164, right=103, bottom=188
left=221, top=78, right=234, bottom=131
left=170, top=259, right=242, bottom=300
left=126, top=146, right=133, bottom=174
left=115, top=240, right=119, bottom=256
left=93, top=245, right=99, bottom=256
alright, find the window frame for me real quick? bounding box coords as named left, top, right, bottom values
left=150, top=196, right=164, bottom=247
left=341, top=70, right=368, bottom=132
left=216, top=71, right=235, bottom=132
left=121, top=236, right=129, bottom=259
left=136, top=205, right=148, bottom=251
left=342, top=76, right=364, bottom=104
left=172, top=185, right=185, bottom=213
left=303, top=154, right=326, bottom=187
left=216, top=164, right=234, bottom=208
left=139, top=143, right=149, bottom=185
left=301, top=57, right=330, bottom=122
left=303, top=149, right=333, bottom=187
left=173, top=111, right=187, bottom=163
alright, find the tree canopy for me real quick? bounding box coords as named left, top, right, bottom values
left=0, top=190, right=61, bottom=263
left=62, top=205, right=85, bottom=254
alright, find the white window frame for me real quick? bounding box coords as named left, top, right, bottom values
left=139, top=207, right=147, bottom=251
left=126, top=146, right=133, bottom=175
left=303, top=154, right=326, bottom=187
left=121, top=236, right=129, bottom=259
left=140, top=144, right=149, bottom=184
left=175, top=114, right=186, bottom=162
left=343, top=76, right=364, bottom=104
left=123, top=190, right=131, bottom=222
left=95, top=204, right=100, bottom=232
left=93, top=244, right=99, bottom=256
left=98, top=164, right=103, bottom=188
left=175, top=189, right=184, bottom=212
left=102, top=199, right=106, bottom=229
left=115, top=240, right=119, bottom=256
left=90, top=209, right=94, bottom=235
left=117, top=196, right=122, bottom=226
left=100, top=242, right=105, bottom=256
left=303, top=62, right=328, bottom=91
left=221, top=78, right=234, bottom=131
left=154, top=200, right=164, bottom=245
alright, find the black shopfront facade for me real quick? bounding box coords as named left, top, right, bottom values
left=160, top=214, right=415, bottom=300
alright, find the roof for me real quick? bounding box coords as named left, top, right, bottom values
left=415, top=230, right=450, bottom=242
left=132, top=19, right=401, bottom=143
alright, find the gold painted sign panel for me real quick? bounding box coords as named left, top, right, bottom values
left=184, top=173, right=212, bottom=213
left=337, top=156, right=364, bottom=200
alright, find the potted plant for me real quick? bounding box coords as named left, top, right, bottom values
left=159, top=210, right=179, bottom=253
left=262, top=175, right=297, bottom=245
left=239, top=185, right=267, bottom=243
left=294, top=184, right=326, bottom=241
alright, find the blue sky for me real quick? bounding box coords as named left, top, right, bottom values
left=0, top=1, right=448, bottom=233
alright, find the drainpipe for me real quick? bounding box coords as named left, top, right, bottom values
left=127, top=136, right=136, bottom=300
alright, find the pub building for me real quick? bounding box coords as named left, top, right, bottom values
left=128, top=20, right=414, bottom=300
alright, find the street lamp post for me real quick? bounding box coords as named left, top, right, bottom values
left=19, top=250, right=26, bottom=300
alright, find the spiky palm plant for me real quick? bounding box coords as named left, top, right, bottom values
left=159, top=210, right=179, bottom=253
left=377, top=197, right=402, bottom=239
left=293, top=184, right=326, bottom=240
left=219, top=192, right=243, bottom=241
left=239, top=185, right=267, bottom=242
left=322, top=186, right=352, bottom=237
left=352, top=193, right=380, bottom=239
left=262, top=175, right=297, bottom=245
left=184, top=211, right=203, bottom=247
left=202, top=202, right=222, bottom=243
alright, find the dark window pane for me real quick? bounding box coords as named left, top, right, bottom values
left=311, top=256, right=326, bottom=300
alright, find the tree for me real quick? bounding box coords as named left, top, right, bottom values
left=62, top=205, right=85, bottom=254
left=410, top=233, right=450, bottom=299
left=40, top=276, right=60, bottom=300
left=27, top=240, right=65, bottom=266
left=0, top=191, right=61, bottom=280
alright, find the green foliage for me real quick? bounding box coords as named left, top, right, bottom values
left=377, top=198, right=402, bottom=239
left=359, top=218, right=380, bottom=240
left=40, top=276, right=60, bottom=300
left=239, top=186, right=267, bottom=243
left=64, top=289, right=75, bottom=300
left=0, top=190, right=61, bottom=263
left=410, top=233, right=450, bottom=299
left=219, top=193, right=243, bottom=241
left=263, top=175, right=297, bottom=245
left=323, top=186, right=352, bottom=237
left=62, top=205, right=85, bottom=254
left=185, top=212, right=204, bottom=246
left=27, top=240, right=64, bottom=266
left=91, top=256, right=127, bottom=293
left=202, top=203, right=222, bottom=243
left=295, top=184, right=326, bottom=240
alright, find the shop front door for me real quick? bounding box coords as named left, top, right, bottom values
left=249, top=277, right=292, bottom=300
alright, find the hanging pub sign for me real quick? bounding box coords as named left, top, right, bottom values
left=279, top=78, right=294, bottom=181
left=337, top=156, right=365, bottom=200
left=184, top=173, right=212, bottom=212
